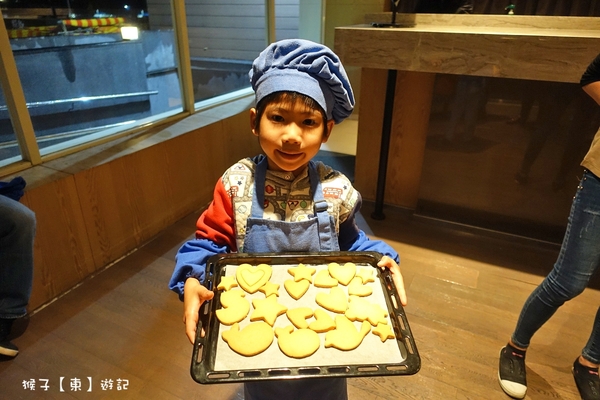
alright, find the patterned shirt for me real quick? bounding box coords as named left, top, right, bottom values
left=222, top=157, right=359, bottom=251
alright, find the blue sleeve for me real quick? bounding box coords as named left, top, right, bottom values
left=338, top=208, right=400, bottom=264
left=169, top=238, right=229, bottom=300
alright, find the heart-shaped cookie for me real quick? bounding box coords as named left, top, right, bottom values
left=315, top=286, right=347, bottom=313
left=314, top=269, right=338, bottom=288
left=236, top=263, right=272, bottom=294
left=328, top=262, right=356, bottom=286
left=348, top=276, right=373, bottom=297
left=284, top=279, right=310, bottom=300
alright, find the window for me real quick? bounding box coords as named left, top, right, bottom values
left=0, top=1, right=301, bottom=170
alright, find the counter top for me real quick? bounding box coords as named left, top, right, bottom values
left=334, top=14, right=600, bottom=82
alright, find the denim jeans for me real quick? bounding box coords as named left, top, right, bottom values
left=0, top=195, right=35, bottom=319
left=512, top=169, right=600, bottom=363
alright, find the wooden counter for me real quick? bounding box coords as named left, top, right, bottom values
left=334, top=14, right=600, bottom=210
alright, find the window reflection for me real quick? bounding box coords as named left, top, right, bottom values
left=418, top=75, right=600, bottom=243
left=183, top=0, right=299, bottom=104
left=1, top=1, right=182, bottom=156
left=0, top=83, right=18, bottom=166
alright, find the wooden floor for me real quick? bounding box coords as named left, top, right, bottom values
left=1, top=201, right=598, bottom=400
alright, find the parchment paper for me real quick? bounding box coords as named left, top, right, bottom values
left=212, top=262, right=404, bottom=372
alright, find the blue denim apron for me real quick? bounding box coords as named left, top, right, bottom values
left=243, top=157, right=348, bottom=400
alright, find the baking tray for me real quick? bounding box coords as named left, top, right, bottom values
left=190, top=251, right=420, bottom=384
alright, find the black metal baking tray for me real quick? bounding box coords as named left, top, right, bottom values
left=190, top=251, right=420, bottom=384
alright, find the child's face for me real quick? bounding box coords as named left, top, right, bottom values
left=251, top=99, right=334, bottom=176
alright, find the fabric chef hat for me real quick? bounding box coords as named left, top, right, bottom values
left=249, top=39, right=355, bottom=124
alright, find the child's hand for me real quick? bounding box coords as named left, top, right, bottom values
left=377, top=255, right=407, bottom=306
left=183, top=277, right=215, bottom=344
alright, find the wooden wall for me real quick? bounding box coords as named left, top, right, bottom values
left=10, top=100, right=260, bottom=312
left=146, top=0, right=299, bottom=61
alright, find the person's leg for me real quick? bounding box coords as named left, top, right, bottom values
left=500, top=170, right=600, bottom=398
left=513, top=170, right=600, bottom=347
left=0, top=196, right=35, bottom=358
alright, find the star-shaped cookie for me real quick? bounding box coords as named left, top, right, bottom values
left=288, top=263, right=316, bottom=283
left=250, top=294, right=288, bottom=326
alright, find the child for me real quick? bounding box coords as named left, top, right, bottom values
left=169, top=39, right=407, bottom=400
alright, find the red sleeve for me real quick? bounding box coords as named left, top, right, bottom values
left=195, top=178, right=237, bottom=251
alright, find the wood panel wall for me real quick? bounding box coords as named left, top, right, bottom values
left=12, top=103, right=260, bottom=313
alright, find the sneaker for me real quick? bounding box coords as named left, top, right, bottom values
left=572, top=357, right=600, bottom=400
left=498, top=346, right=527, bottom=399
left=0, top=318, right=18, bottom=358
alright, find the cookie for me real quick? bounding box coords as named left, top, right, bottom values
left=348, top=276, right=373, bottom=297
left=345, top=295, right=389, bottom=326
left=236, top=263, right=272, bottom=294
left=314, top=269, right=338, bottom=288
left=315, top=286, right=347, bottom=313
left=215, top=289, right=250, bottom=325
left=275, top=325, right=320, bottom=358
left=287, top=263, right=316, bottom=283
left=328, top=262, right=356, bottom=286
left=258, top=281, right=280, bottom=297
left=356, top=267, right=376, bottom=284
left=324, top=315, right=371, bottom=351
left=372, top=322, right=395, bottom=342
left=308, top=308, right=336, bottom=333
left=216, top=275, right=238, bottom=291
left=284, top=279, right=310, bottom=300
left=286, top=307, right=314, bottom=329
left=250, top=294, right=288, bottom=326
left=222, top=322, right=274, bottom=356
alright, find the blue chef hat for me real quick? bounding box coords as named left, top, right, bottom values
left=249, top=39, right=355, bottom=124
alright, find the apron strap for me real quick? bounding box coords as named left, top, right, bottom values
left=250, top=156, right=269, bottom=218
left=309, top=161, right=338, bottom=251
left=250, top=158, right=338, bottom=251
